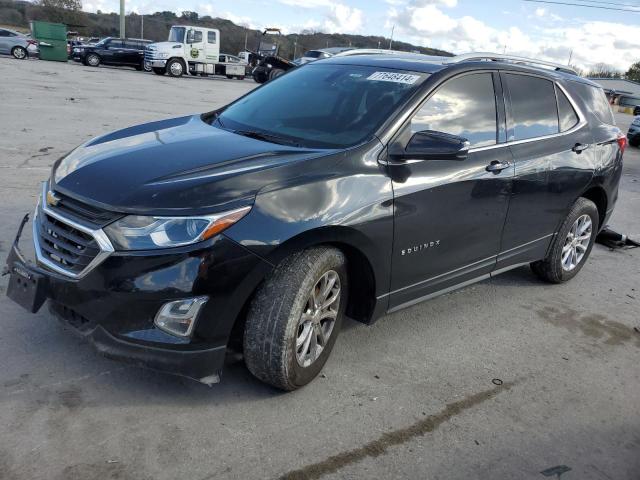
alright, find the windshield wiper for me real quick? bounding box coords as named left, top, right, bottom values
left=234, top=129, right=303, bottom=148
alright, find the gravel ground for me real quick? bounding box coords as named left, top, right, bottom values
left=0, top=56, right=638, bottom=480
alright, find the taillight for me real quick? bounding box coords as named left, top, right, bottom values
left=27, top=39, right=37, bottom=46
left=617, top=132, right=627, bottom=154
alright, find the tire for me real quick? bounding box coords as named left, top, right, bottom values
left=85, top=53, right=100, bottom=67
left=11, top=46, right=27, bottom=60
left=152, top=67, right=166, bottom=75
left=226, top=74, right=233, bottom=79
left=135, top=64, right=143, bottom=71
left=531, top=197, right=598, bottom=283
left=268, top=68, right=285, bottom=81
left=166, top=58, right=184, bottom=77
left=243, top=247, right=348, bottom=391
left=237, top=76, right=245, bottom=80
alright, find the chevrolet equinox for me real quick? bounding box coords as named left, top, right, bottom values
left=5, top=53, right=625, bottom=390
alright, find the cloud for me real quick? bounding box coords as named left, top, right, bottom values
left=323, top=4, right=363, bottom=33
left=388, top=1, right=639, bottom=71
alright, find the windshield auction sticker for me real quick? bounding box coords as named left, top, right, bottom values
left=367, top=71, right=421, bottom=84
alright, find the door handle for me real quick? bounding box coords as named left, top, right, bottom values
left=486, top=160, right=512, bottom=173
left=572, top=143, right=591, bottom=154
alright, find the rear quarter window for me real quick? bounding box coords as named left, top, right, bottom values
left=570, top=82, right=615, bottom=126
left=505, top=73, right=559, bottom=140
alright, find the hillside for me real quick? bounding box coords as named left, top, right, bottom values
left=0, top=0, right=452, bottom=59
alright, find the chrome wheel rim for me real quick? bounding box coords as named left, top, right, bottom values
left=87, top=55, right=99, bottom=66
left=295, top=270, right=341, bottom=368
left=169, top=61, right=183, bottom=76
left=14, top=48, right=26, bottom=59
left=562, top=214, right=592, bottom=271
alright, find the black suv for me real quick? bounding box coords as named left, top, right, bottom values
left=5, top=53, right=625, bottom=390
left=72, top=37, right=152, bottom=70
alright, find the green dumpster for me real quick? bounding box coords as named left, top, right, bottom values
left=31, top=21, right=68, bottom=62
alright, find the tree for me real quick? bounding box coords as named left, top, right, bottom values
left=626, top=62, right=640, bottom=83
left=181, top=11, right=198, bottom=22
left=35, top=0, right=87, bottom=27
left=586, top=63, right=622, bottom=79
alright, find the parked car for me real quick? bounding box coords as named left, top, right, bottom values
left=5, top=53, right=625, bottom=391
left=0, top=28, right=38, bottom=59
left=627, top=116, right=640, bottom=146
left=633, top=105, right=640, bottom=116
left=296, top=47, right=352, bottom=65
left=72, top=37, right=152, bottom=70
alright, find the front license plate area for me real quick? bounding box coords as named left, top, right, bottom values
left=6, top=262, right=48, bottom=313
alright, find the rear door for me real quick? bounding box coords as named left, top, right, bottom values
left=204, top=30, right=219, bottom=63
left=186, top=28, right=205, bottom=62
left=388, top=71, right=514, bottom=310
left=497, top=72, right=595, bottom=269
left=0, top=29, right=14, bottom=53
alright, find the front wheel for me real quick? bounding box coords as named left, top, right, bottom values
left=243, top=247, right=347, bottom=390
left=166, top=58, right=184, bottom=77
left=531, top=197, right=598, bottom=283
left=11, top=46, right=27, bottom=59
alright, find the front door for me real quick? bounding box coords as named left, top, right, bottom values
left=186, top=28, right=205, bottom=63
left=388, top=71, right=513, bottom=310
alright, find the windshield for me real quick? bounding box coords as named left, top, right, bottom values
left=304, top=50, right=323, bottom=58
left=216, top=64, right=427, bottom=149
left=95, top=37, right=109, bottom=47
left=168, top=27, right=186, bottom=43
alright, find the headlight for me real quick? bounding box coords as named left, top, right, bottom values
left=158, top=52, right=169, bottom=59
left=104, top=206, right=250, bottom=250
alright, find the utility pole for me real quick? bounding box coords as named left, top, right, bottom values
left=244, top=32, right=248, bottom=51
left=567, top=49, right=573, bottom=65
left=141, top=14, right=144, bottom=39
left=388, top=25, right=394, bottom=50
left=293, top=38, right=297, bottom=59
left=119, top=0, right=125, bottom=39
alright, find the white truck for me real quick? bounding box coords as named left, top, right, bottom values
left=144, top=25, right=247, bottom=79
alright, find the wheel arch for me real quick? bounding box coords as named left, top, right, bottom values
left=580, top=185, right=608, bottom=229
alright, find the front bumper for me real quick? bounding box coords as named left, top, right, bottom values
left=147, top=59, right=167, bottom=68
left=4, top=213, right=272, bottom=383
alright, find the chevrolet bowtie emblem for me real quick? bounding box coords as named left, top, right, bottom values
left=46, top=190, right=60, bottom=207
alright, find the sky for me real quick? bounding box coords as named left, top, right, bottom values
left=80, top=0, right=640, bottom=72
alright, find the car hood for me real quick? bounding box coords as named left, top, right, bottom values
left=52, top=115, right=330, bottom=215
left=148, top=41, right=183, bottom=52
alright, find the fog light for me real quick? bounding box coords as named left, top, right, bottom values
left=154, top=296, right=208, bottom=337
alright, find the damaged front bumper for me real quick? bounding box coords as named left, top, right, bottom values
left=4, top=213, right=271, bottom=385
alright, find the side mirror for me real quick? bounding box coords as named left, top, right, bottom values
left=392, top=130, right=470, bottom=161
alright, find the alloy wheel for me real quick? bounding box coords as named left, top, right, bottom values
left=295, top=270, right=341, bottom=368
left=87, top=54, right=99, bottom=66
left=561, top=214, right=592, bottom=271
left=169, top=61, right=183, bottom=76
left=13, top=47, right=26, bottom=59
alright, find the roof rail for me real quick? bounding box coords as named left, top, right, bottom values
left=443, top=52, right=579, bottom=75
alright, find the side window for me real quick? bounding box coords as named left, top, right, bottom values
left=411, top=73, right=497, bottom=148
left=107, top=39, right=123, bottom=48
left=589, top=86, right=616, bottom=125
left=557, top=87, right=579, bottom=132
left=207, top=31, right=216, bottom=44
left=506, top=74, right=559, bottom=140
left=0, top=30, right=9, bottom=37
left=123, top=40, right=137, bottom=49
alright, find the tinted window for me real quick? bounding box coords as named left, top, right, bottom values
left=0, top=30, right=10, bottom=37
left=107, top=39, right=123, bottom=48
left=208, top=31, right=216, bottom=44
left=217, top=65, right=427, bottom=149
left=588, top=85, right=615, bottom=125
left=557, top=87, right=579, bottom=132
left=123, top=40, right=139, bottom=49
left=506, top=74, right=559, bottom=140
left=411, top=73, right=497, bottom=148
left=168, top=27, right=185, bottom=43
left=304, top=51, right=323, bottom=58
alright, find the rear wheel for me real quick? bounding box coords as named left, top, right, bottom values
left=243, top=247, right=347, bottom=390
left=531, top=197, right=598, bottom=283
left=166, top=58, right=184, bottom=77
left=268, top=68, right=285, bottom=81
left=85, top=53, right=100, bottom=67
left=11, top=46, right=27, bottom=60
left=152, top=67, right=166, bottom=75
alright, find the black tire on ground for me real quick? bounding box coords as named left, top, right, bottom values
left=226, top=74, right=233, bottom=79
left=630, top=139, right=639, bottom=148
left=152, top=67, right=166, bottom=75
left=531, top=197, right=598, bottom=283
left=237, top=76, right=245, bottom=80
left=268, top=68, right=285, bottom=81
left=134, top=64, right=143, bottom=71
left=11, top=46, right=27, bottom=60
left=166, top=58, right=184, bottom=77
left=243, top=247, right=348, bottom=391
left=85, top=53, right=100, bottom=67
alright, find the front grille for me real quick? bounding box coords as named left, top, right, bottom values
left=49, top=190, right=121, bottom=227
left=37, top=211, right=101, bottom=274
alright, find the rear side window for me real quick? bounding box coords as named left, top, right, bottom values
left=208, top=31, right=217, bottom=44
left=557, top=87, right=579, bottom=132
left=589, top=86, right=615, bottom=125
left=411, top=73, right=497, bottom=147
left=506, top=74, right=559, bottom=140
